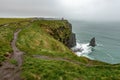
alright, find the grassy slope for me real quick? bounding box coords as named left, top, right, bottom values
left=0, top=18, right=120, bottom=80
left=0, top=18, right=31, bottom=63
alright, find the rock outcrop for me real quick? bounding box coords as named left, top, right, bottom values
left=67, top=33, right=76, bottom=48
left=89, top=37, right=96, bottom=47
left=60, top=22, right=76, bottom=48
left=67, top=23, right=76, bottom=48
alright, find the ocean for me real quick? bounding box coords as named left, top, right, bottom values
left=70, top=21, right=120, bottom=64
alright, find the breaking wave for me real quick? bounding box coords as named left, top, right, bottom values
left=71, top=42, right=94, bottom=59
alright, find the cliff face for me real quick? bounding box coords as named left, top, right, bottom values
left=39, top=20, right=76, bottom=48
left=67, top=33, right=76, bottom=48
left=66, top=23, right=76, bottom=48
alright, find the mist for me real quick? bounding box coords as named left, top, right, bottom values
left=0, top=0, right=120, bottom=21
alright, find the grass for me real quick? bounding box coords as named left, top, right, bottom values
left=9, top=59, right=18, bottom=66
left=0, top=18, right=31, bottom=63
left=0, top=26, right=14, bottom=62
left=21, top=56, right=82, bottom=80
left=0, top=18, right=31, bottom=25
left=0, top=18, right=120, bottom=80
left=21, top=56, right=120, bottom=80
left=17, top=20, right=72, bottom=56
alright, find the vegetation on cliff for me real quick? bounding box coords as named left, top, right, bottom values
left=0, top=18, right=120, bottom=80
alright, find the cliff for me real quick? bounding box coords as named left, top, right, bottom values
left=67, top=23, right=76, bottom=48
left=0, top=18, right=120, bottom=80
left=38, top=20, right=76, bottom=48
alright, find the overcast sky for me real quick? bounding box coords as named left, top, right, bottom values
left=0, top=0, right=120, bottom=21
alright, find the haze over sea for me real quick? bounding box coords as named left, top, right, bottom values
left=71, top=21, right=120, bottom=64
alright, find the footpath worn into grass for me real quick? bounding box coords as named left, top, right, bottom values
left=0, top=18, right=120, bottom=80
left=0, top=29, right=23, bottom=80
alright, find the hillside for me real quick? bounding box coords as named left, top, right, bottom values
left=0, top=18, right=120, bottom=80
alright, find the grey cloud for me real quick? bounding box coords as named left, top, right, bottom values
left=0, top=0, right=61, bottom=17
left=0, top=0, right=120, bottom=21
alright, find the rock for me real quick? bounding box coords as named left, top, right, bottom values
left=66, top=22, right=76, bottom=48
left=73, top=48, right=83, bottom=52
left=67, top=33, right=76, bottom=48
left=89, top=37, right=96, bottom=47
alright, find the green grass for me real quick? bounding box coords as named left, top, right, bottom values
left=21, top=56, right=120, bottom=80
left=17, top=20, right=71, bottom=55
left=9, top=59, right=18, bottom=66
left=0, top=18, right=31, bottom=63
left=0, top=18, right=120, bottom=80
left=21, top=56, right=82, bottom=80
left=0, top=26, right=14, bottom=62
left=0, top=18, right=31, bottom=25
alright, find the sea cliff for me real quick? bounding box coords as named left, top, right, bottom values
left=0, top=18, right=120, bottom=80
left=36, top=19, right=76, bottom=48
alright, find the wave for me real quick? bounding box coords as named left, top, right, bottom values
left=72, top=42, right=104, bottom=60
left=72, top=42, right=92, bottom=56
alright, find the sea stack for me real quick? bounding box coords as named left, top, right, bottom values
left=89, top=37, right=96, bottom=47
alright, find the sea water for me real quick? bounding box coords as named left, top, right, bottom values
left=71, top=21, right=120, bottom=64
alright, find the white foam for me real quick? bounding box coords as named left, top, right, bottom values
left=97, top=43, right=103, bottom=47
left=72, top=42, right=92, bottom=56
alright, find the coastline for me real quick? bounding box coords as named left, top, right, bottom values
left=0, top=18, right=120, bottom=79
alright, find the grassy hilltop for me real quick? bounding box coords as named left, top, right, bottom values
left=0, top=18, right=120, bottom=80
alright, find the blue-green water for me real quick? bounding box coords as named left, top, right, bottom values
left=71, top=21, right=120, bottom=64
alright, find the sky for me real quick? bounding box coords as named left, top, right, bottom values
left=0, top=0, right=120, bottom=21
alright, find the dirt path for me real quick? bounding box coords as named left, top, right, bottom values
left=11, top=29, right=24, bottom=67
left=33, top=55, right=89, bottom=66
left=33, top=55, right=111, bottom=67
left=0, top=29, right=23, bottom=80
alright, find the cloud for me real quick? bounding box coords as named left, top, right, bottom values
left=0, top=0, right=120, bottom=21
left=0, top=0, right=60, bottom=17
left=58, top=0, right=120, bottom=21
